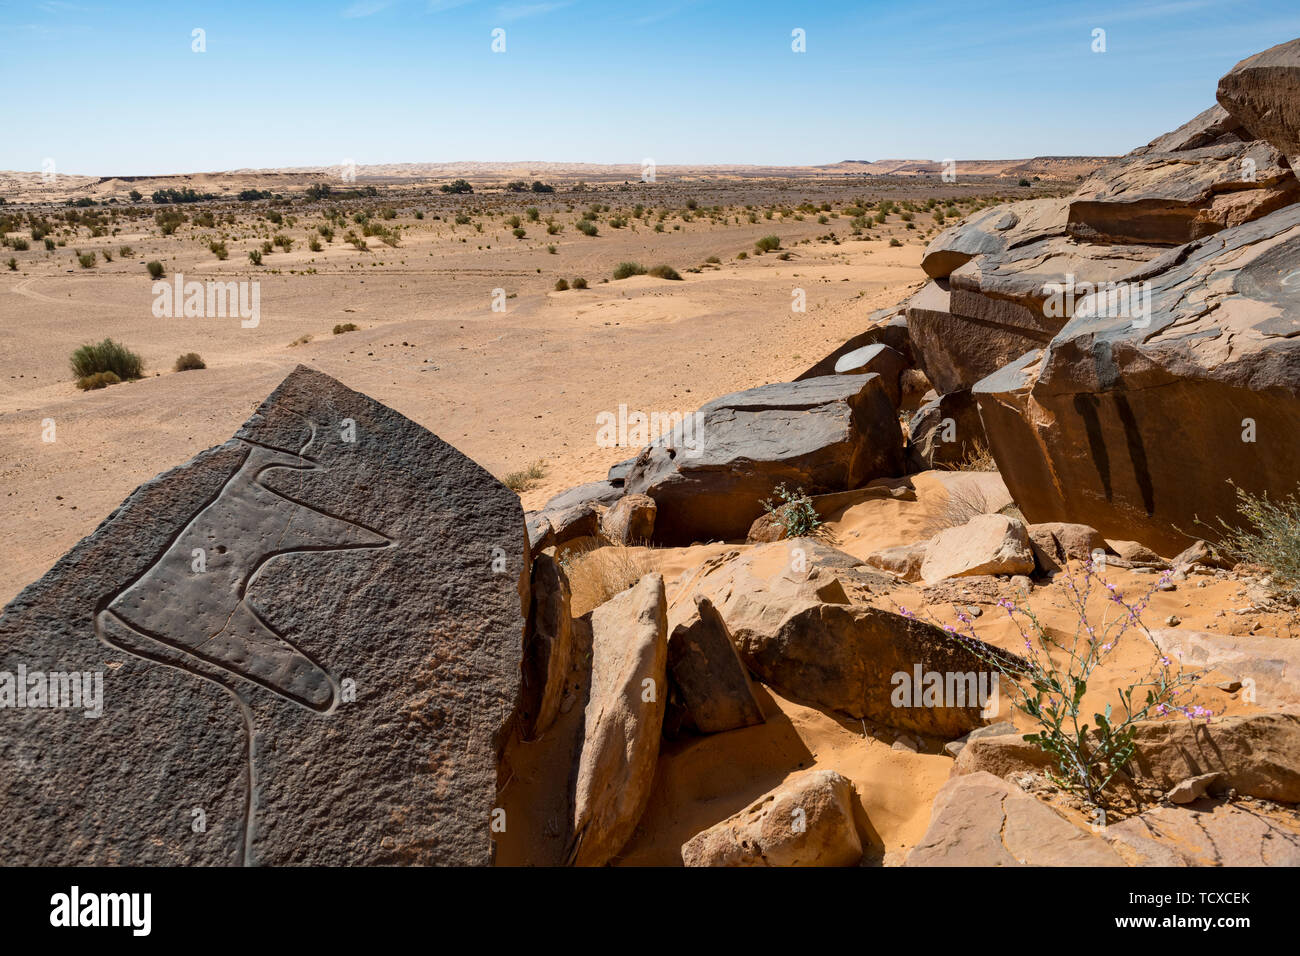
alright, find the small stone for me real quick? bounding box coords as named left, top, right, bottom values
left=1217, top=679, right=1243, bottom=693
left=1164, top=614, right=1181, bottom=627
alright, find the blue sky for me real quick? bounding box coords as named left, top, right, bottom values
left=1, top=0, right=1297, bottom=174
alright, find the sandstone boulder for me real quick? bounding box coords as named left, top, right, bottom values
left=0, top=366, right=528, bottom=865
left=569, top=574, right=668, bottom=866
left=681, top=769, right=863, bottom=867
left=907, top=389, right=987, bottom=468
left=1218, top=37, right=1300, bottom=169
left=955, top=713, right=1300, bottom=803
left=1134, top=103, right=1247, bottom=154
left=920, top=198, right=1070, bottom=279
left=1149, top=628, right=1300, bottom=710
left=920, top=514, right=1035, bottom=586
left=796, top=307, right=912, bottom=380
left=535, top=480, right=624, bottom=545
left=666, top=595, right=764, bottom=735
left=520, top=552, right=573, bottom=740
left=600, top=493, right=656, bottom=545
left=623, top=375, right=905, bottom=546
left=673, top=541, right=1021, bottom=737
left=1105, top=801, right=1300, bottom=866
left=1027, top=521, right=1109, bottom=575
left=975, top=203, right=1300, bottom=555
left=1067, top=141, right=1299, bottom=246
left=904, top=772, right=1125, bottom=866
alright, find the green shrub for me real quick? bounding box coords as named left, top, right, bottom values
left=554, top=278, right=569, bottom=291
left=209, top=240, right=228, bottom=260
left=76, top=371, right=122, bottom=390
left=1204, top=482, right=1300, bottom=599
left=77, top=251, right=96, bottom=269
left=70, top=338, right=143, bottom=381
left=249, top=249, right=262, bottom=265
left=333, top=322, right=359, bottom=334
left=762, top=483, right=822, bottom=538
left=576, top=220, right=598, bottom=237
left=5, top=257, right=15, bottom=271
left=572, top=276, right=588, bottom=289
left=754, top=235, right=781, bottom=253
left=119, top=245, right=134, bottom=257
left=146, top=260, right=164, bottom=278
left=889, top=238, right=903, bottom=247
left=512, top=227, right=526, bottom=239
left=173, top=352, right=205, bottom=372
left=612, top=261, right=645, bottom=280
left=647, top=264, right=681, bottom=280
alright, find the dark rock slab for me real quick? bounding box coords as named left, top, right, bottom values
left=1133, top=103, right=1248, bottom=154
left=1218, top=37, right=1300, bottom=169
left=907, top=389, right=987, bottom=469
left=0, top=366, right=527, bottom=865
left=795, top=307, right=912, bottom=380
left=1067, top=141, right=1299, bottom=246
left=622, top=375, right=905, bottom=545
left=975, top=203, right=1300, bottom=554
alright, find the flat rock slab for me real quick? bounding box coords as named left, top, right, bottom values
left=904, top=772, right=1125, bottom=866
left=0, top=366, right=527, bottom=865
left=623, top=374, right=904, bottom=546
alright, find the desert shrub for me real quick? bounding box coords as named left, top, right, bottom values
left=309, top=237, right=322, bottom=252
left=546, top=222, right=562, bottom=235
left=560, top=541, right=656, bottom=617
left=5, top=257, right=15, bottom=271
left=1204, top=482, right=1300, bottom=599
left=946, top=439, right=998, bottom=473
left=440, top=179, right=473, bottom=194
left=209, top=240, right=228, bottom=260
left=454, top=213, right=471, bottom=225
left=506, top=215, right=521, bottom=228
left=77, top=251, right=96, bottom=269
left=546, top=244, right=557, bottom=254
left=754, top=235, right=781, bottom=254
left=44, top=237, right=55, bottom=250
left=273, top=234, right=292, bottom=251
left=926, top=560, right=1207, bottom=809
left=333, top=322, right=359, bottom=334
left=572, top=276, right=588, bottom=289
left=647, top=264, right=681, bottom=280
left=761, top=483, right=822, bottom=538
left=503, top=460, right=546, bottom=493
left=155, top=210, right=185, bottom=235
left=119, top=245, right=134, bottom=257
left=705, top=255, right=721, bottom=264
left=613, top=261, right=645, bottom=279
left=889, top=238, right=903, bottom=247
left=576, top=220, right=598, bottom=237
left=248, top=249, right=263, bottom=265
left=512, top=227, right=526, bottom=239
left=146, top=260, right=164, bottom=278
left=70, top=338, right=142, bottom=381
left=173, top=352, right=205, bottom=371
left=525, top=207, right=540, bottom=221
left=11, top=238, right=29, bottom=251
left=919, top=480, right=994, bottom=536
left=554, top=278, right=569, bottom=291
left=289, top=334, right=311, bottom=347
left=76, top=370, right=121, bottom=391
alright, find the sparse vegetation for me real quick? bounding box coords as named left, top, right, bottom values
left=333, top=322, right=359, bottom=334
left=173, top=352, right=206, bottom=372
left=503, top=460, right=546, bottom=493
left=70, top=338, right=143, bottom=382
left=754, top=235, right=781, bottom=254
left=647, top=264, right=681, bottom=280
left=613, top=261, right=646, bottom=279
left=762, top=483, right=823, bottom=538
left=76, top=371, right=122, bottom=391
left=1205, top=482, right=1300, bottom=600
left=560, top=540, right=656, bottom=617
left=146, top=260, right=164, bottom=279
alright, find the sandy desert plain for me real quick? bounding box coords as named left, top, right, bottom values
left=4, top=145, right=1300, bottom=869
left=0, top=161, right=1076, bottom=603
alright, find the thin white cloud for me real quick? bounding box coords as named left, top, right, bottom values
left=494, top=1, right=571, bottom=23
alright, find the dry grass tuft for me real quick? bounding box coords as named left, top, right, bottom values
left=561, top=541, right=655, bottom=617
